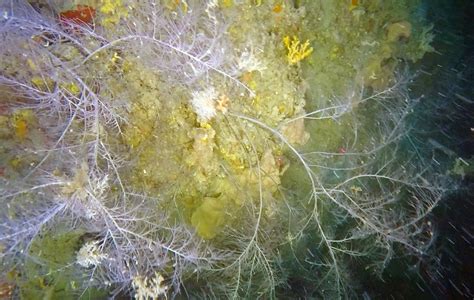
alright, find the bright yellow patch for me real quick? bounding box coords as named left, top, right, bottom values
left=350, top=0, right=359, bottom=11
left=273, top=3, right=283, bottom=13
left=11, top=110, right=35, bottom=140
left=165, top=0, right=188, bottom=13
left=60, top=82, right=81, bottom=96
left=99, top=0, right=129, bottom=26
left=283, top=35, right=313, bottom=65
left=219, top=0, right=233, bottom=8
left=31, top=76, right=55, bottom=91
left=14, top=119, right=28, bottom=140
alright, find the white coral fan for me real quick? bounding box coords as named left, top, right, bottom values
left=190, top=86, right=218, bottom=121
left=76, top=240, right=108, bottom=268
left=132, top=272, right=168, bottom=300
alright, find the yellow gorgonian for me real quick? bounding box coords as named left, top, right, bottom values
left=283, top=35, right=313, bottom=65
left=99, top=0, right=129, bottom=27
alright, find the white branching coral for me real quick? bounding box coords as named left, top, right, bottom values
left=76, top=240, right=108, bottom=268
left=132, top=272, right=168, bottom=300
left=190, top=86, right=218, bottom=121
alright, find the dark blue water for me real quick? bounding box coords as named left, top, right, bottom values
left=361, top=1, right=474, bottom=298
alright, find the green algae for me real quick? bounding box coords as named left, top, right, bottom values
left=19, top=229, right=107, bottom=300
left=302, top=0, right=434, bottom=102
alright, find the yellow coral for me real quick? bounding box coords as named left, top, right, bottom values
left=11, top=110, right=36, bottom=140
left=60, top=82, right=81, bottom=96
left=219, top=0, right=233, bottom=8
left=99, top=0, right=129, bottom=27
left=31, top=76, right=55, bottom=91
left=283, top=35, right=313, bottom=65
left=164, top=0, right=189, bottom=13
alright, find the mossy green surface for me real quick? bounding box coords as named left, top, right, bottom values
left=19, top=229, right=107, bottom=300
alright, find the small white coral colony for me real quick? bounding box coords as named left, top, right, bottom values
left=76, top=240, right=108, bottom=268
left=190, top=86, right=219, bottom=121
left=132, top=272, right=168, bottom=300
left=237, top=47, right=266, bottom=73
